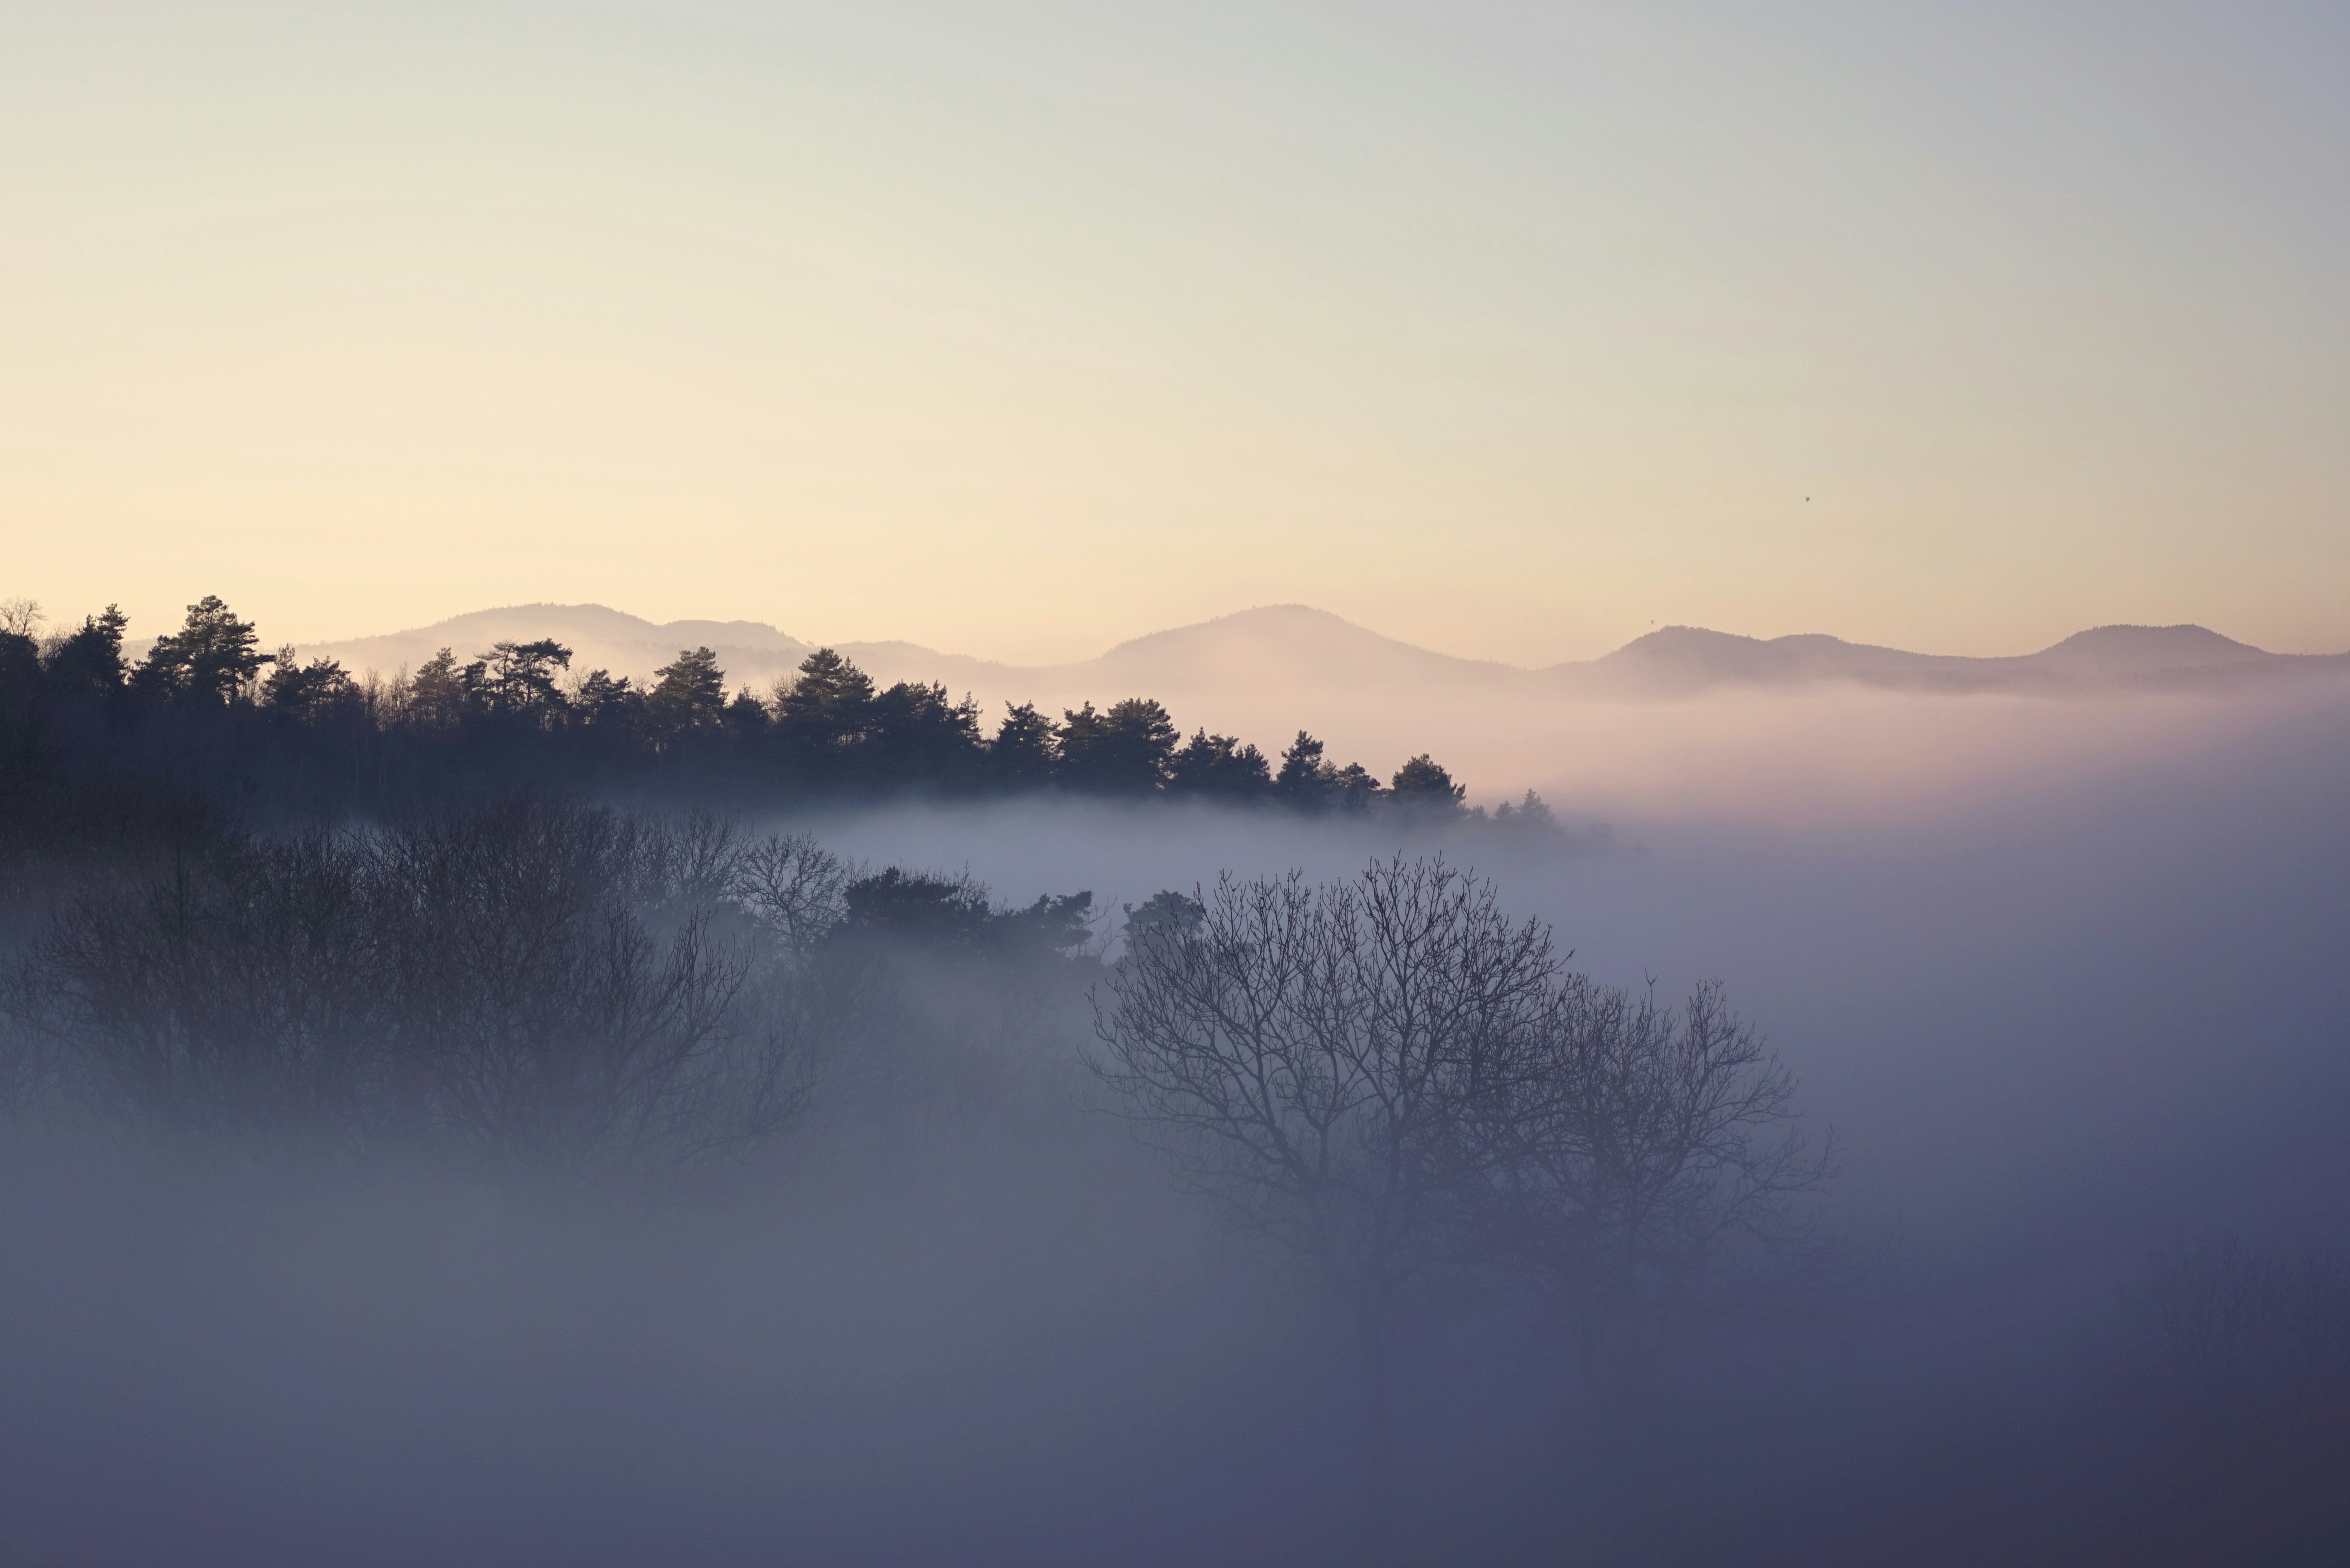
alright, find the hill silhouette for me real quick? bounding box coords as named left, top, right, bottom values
left=299, top=605, right=2348, bottom=704
left=1575, top=621, right=2321, bottom=693
left=1059, top=605, right=1526, bottom=690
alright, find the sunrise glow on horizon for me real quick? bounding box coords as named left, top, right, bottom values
left=7, top=2, right=2348, bottom=664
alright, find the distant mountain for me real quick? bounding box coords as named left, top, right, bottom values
left=298, top=604, right=2348, bottom=706
left=1055, top=605, right=1528, bottom=691
left=1568, top=622, right=2335, bottom=694
left=1577, top=628, right=1954, bottom=692
left=2018, top=624, right=2277, bottom=678
left=304, top=604, right=822, bottom=693
left=297, top=602, right=1534, bottom=702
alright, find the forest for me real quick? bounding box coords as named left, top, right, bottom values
left=0, top=595, right=1560, bottom=861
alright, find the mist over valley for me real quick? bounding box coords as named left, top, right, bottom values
left=2, top=589, right=2345, bottom=1565
left=10, top=1, right=2350, bottom=1555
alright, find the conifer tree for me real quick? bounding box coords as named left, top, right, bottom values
left=1060, top=697, right=1177, bottom=791
left=989, top=701, right=1059, bottom=788
left=135, top=595, right=270, bottom=705
left=647, top=646, right=728, bottom=746
left=776, top=648, right=875, bottom=754
left=42, top=606, right=130, bottom=697
left=1389, top=754, right=1465, bottom=812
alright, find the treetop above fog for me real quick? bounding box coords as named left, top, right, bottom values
left=0, top=594, right=1582, bottom=843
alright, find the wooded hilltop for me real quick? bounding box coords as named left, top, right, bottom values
left=0, top=594, right=1565, bottom=858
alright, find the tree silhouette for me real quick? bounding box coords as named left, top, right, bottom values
left=989, top=701, right=1058, bottom=788
left=1491, top=790, right=1556, bottom=834
left=467, top=639, right=572, bottom=720
left=2, top=588, right=1597, bottom=846
left=262, top=650, right=361, bottom=724
left=1328, top=761, right=1384, bottom=812
left=1095, top=859, right=1561, bottom=1521
left=723, top=687, right=771, bottom=741
left=135, top=595, right=271, bottom=706
left=404, top=648, right=470, bottom=731
left=1479, top=979, right=1837, bottom=1409
left=0, top=629, right=38, bottom=781
left=1390, top=754, right=1464, bottom=813
left=43, top=606, right=129, bottom=698
left=1060, top=697, right=1177, bottom=792
left=573, top=669, right=643, bottom=737
left=865, top=681, right=984, bottom=784
left=776, top=649, right=875, bottom=760
left=1169, top=729, right=1271, bottom=799
left=1274, top=730, right=1328, bottom=807
left=647, top=646, right=728, bottom=748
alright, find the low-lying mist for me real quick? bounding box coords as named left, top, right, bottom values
left=3, top=682, right=2346, bottom=1565
left=1214, top=673, right=2350, bottom=827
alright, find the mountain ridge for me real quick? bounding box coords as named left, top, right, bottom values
left=294, top=603, right=2350, bottom=702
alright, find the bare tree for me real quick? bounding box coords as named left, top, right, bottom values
left=34, top=832, right=387, bottom=1151
left=1484, top=978, right=1837, bottom=1408
left=27, top=801, right=821, bottom=1180
left=732, top=830, right=853, bottom=953
left=365, top=800, right=761, bottom=1177
left=1092, top=857, right=1560, bottom=1510
left=713, top=828, right=859, bottom=1145
left=631, top=807, right=750, bottom=915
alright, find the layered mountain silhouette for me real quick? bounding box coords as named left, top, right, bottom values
left=1580, top=621, right=2322, bottom=694
left=300, top=602, right=2348, bottom=704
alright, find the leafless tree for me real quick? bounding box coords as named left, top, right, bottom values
left=26, top=801, right=822, bottom=1180
left=1099, top=858, right=1843, bottom=1506
left=1092, top=856, right=1560, bottom=1507
left=632, top=807, right=750, bottom=915
left=364, top=800, right=767, bottom=1177
left=732, top=830, right=853, bottom=953
left=33, top=833, right=388, bottom=1151
left=1482, top=978, right=1838, bottom=1408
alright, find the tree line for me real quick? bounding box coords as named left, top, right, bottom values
left=0, top=595, right=1568, bottom=851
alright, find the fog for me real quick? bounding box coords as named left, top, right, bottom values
left=1196, top=676, right=2349, bottom=827
left=814, top=677, right=2350, bottom=1259
left=4, top=681, right=2348, bottom=1564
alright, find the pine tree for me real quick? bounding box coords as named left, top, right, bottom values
left=989, top=701, right=1059, bottom=788
left=42, top=605, right=130, bottom=697
left=471, top=639, right=572, bottom=718
left=135, top=595, right=271, bottom=705
left=646, top=646, right=728, bottom=747
left=776, top=648, right=875, bottom=755
left=1060, top=697, right=1178, bottom=791
left=1169, top=729, right=1272, bottom=799
left=1389, top=753, right=1465, bottom=812
left=404, top=648, right=471, bottom=730
left=261, top=648, right=360, bottom=723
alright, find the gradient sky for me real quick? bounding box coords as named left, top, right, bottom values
left=5, top=0, right=2347, bottom=663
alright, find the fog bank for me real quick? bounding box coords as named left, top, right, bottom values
left=2, top=680, right=2346, bottom=1563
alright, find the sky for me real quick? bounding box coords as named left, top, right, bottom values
left=4, top=0, right=2347, bottom=664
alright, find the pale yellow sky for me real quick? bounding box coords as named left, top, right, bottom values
left=5, top=1, right=2347, bottom=663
